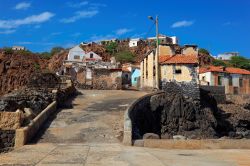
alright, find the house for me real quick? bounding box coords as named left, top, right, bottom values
left=131, top=68, right=140, bottom=87
left=147, top=35, right=179, bottom=45
left=129, top=38, right=140, bottom=47
left=12, top=46, right=25, bottom=51
left=182, top=45, right=198, bottom=56
left=122, top=66, right=131, bottom=86
left=159, top=54, right=199, bottom=84
left=83, top=51, right=102, bottom=62
left=67, top=45, right=85, bottom=62
left=199, top=66, right=250, bottom=94
left=140, top=44, right=199, bottom=89
left=216, top=52, right=239, bottom=61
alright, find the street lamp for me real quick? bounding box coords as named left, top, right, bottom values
left=148, top=15, right=159, bottom=89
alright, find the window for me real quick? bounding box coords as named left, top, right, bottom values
left=218, top=76, right=223, bottom=86
left=239, top=78, right=243, bottom=87
left=229, top=76, right=233, bottom=86
left=134, top=78, right=137, bottom=81
left=90, top=53, right=93, bottom=58
left=74, top=55, right=80, bottom=60
left=175, top=69, right=182, bottom=74
left=202, top=76, right=205, bottom=81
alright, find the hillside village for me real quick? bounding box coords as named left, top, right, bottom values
left=0, top=33, right=250, bottom=161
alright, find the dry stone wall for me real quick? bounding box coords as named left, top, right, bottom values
left=0, top=130, right=15, bottom=153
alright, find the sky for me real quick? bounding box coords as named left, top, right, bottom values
left=0, top=0, right=249, bottom=57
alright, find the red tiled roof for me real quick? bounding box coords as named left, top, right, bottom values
left=199, top=66, right=250, bottom=75
left=122, top=67, right=131, bottom=72
left=160, top=54, right=198, bottom=64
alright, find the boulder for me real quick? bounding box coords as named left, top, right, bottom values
left=143, top=133, right=160, bottom=139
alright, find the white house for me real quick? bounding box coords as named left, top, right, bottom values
left=67, top=45, right=85, bottom=62
left=12, top=46, right=25, bottom=51
left=217, top=52, right=239, bottom=61
left=84, top=51, right=102, bottom=62
left=129, top=38, right=140, bottom=47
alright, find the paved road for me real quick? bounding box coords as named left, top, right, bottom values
left=1, top=90, right=250, bottom=166
left=33, top=90, right=147, bottom=144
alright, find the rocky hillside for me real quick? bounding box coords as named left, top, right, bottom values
left=0, top=51, right=48, bottom=95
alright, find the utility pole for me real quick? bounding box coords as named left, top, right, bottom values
left=148, top=15, right=160, bottom=90
left=155, top=15, right=160, bottom=90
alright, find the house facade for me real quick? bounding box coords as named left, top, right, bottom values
left=159, top=54, right=199, bottom=84
left=216, top=52, right=239, bottom=61
left=140, top=44, right=199, bottom=89
left=12, top=46, right=25, bottom=51
left=199, top=66, right=250, bottom=94
left=129, top=38, right=140, bottom=47
left=83, top=51, right=102, bottom=62
left=67, top=45, right=85, bottom=62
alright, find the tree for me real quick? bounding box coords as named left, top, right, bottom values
left=17, top=50, right=32, bottom=56
left=105, top=42, right=118, bottom=55
left=229, top=56, right=250, bottom=70
left=39, top=52, right=52, bottom=59
left=50, top=47, right=64, bottom=56
left=199, top=48, right=210, bottom=55
left=115, top=50, right=135, bottom=63
left=212, top=59, right=227, bottom=67
left=3, top=47, right=14, bottom=55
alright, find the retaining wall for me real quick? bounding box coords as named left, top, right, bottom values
left=15, top=101, right=57, bottom=148
left=200, top=85, right=226, bottom=104
left=123, top=91, right=165, bottom=145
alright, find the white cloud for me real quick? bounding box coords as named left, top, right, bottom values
left=115, top=28, right=133, bottom=35
left=0, top=29, right=16, bottom=34
left=14, top=2, right=31, bottom=10
left=67, top=1, right=89, bottom=8
left=171, top=20, right=194, bottom=28
left=60, top=10, right=98, bottom=23
left=0, top=12, right=55, bottom=29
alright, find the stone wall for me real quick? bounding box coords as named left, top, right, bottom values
left=92, top=69, right=122, bottom=90
left=162, top=81, right=200, bottom=101
left=0, top=112, right=23, bottom=130
left=0, top=130, right=15, bottom=152
left=200, top=85, right=226, bottom=104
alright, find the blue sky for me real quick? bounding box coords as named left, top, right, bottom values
left=0, top=0, right=249, bottom=57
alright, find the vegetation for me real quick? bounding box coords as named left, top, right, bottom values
left=50, top=47, right=64, bottom=56
left=105, top=42, right=118, bottom=55
left=17, top=50, right=32, bottom=56
left=229, top=56, right=250, bottom=70
left=34, top=63, right=40, bottom=70
left=212, top=59, right=227, bottom=67
left=39, top=52, right=52, bottom=59
left=39, top=47, right=64, bottom=59
left=199, top=48, right=210, bottom=55
left=3, top=47, right=14, bottom=55
left=115, top=50, right=135, bottom=63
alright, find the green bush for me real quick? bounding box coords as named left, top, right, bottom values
left=229, top=56, right=250, bottom=70
left=3, top=47, right=14, bottom=55
left=105, top=42, right=118, bottom=55
left=212, top=59, right=227, bottom=67
left=199, top=48, right=210, bottom=55
left=34, top=63, right=40, bottom=70
left=115, top=50, right=135, bottom=63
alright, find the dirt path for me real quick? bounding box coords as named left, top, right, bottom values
left=32, top=90, right=147, bottom=144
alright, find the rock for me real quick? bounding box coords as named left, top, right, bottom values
left=143, top=133, right=160, bottom=139
left=173, top=135, right=187, bottom=140
left=23, top=108, right=36, bottom=120
left=133, top=140, right=144, bottom=147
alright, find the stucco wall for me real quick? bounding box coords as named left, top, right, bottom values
left=160, top=64, right=198, bottom=84
left=182, top=47, right=198, bottom=55
left=67, top=46, right=85, bottom=61
left=159, top=45, right=174, bottom=55
left=141, top=51, right=156, bottom=88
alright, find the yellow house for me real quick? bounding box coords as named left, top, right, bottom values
left=140, top=44, right=199, bottom=89
left=159, top=54, right=199, bottom=84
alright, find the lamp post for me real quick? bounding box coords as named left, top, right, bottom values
left=148, top=15, right=159, bottom=89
